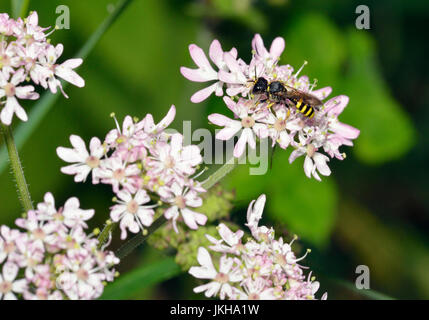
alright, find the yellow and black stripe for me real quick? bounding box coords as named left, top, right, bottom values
left=295, top=99, right=315, bottom=118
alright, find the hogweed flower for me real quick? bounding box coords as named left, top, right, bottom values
left=189, top=194, right=327, bottom=300
left=57, top=106, right=208, bottom=238
left=0, top=12, right=84, bottom=125
left=181, top=34, right=360, bottom=181
left=0, top=193, right=119, bottom=300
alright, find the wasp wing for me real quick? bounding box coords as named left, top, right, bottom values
left=284, top=85, right=323, bottom=107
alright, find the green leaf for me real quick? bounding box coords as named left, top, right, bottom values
left=339, top=30, right=416, bottom=164
left=223, top=151, right=337, bottom=246
left=282, top=13, right=347, bottom=88
left=100, top=257, right=181, bottom=300
left=331, top=279, right=396, bottom=300
left=0, top=0, right=135, bottom=175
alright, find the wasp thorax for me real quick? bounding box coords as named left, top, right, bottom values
left=215, top=272, right=230, bottom=284
left=252, top=77, right=268, bottom=94
left=86, top=156, right=100, bottom=168
left=241, top=116, right=255, bottom=128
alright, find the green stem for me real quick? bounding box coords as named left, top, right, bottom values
left=97, top=221, right=117, bottom=249
left=1, top=124, right=33, bottom=212
left=200, top=158, right=237, bottom=190
left=110, top=158, right=238, bottom=259
left=12, top=0, right=30, bottom=19
left=115, top=216, right=168, bottom=259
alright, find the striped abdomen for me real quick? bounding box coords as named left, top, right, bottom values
left=295, top=98, right=315, bottom=118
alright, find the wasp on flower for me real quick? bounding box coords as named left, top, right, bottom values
left=181, top=34, right=360, bottom=181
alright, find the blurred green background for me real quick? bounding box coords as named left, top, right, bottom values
left=0, top=0, right=428, bottom=299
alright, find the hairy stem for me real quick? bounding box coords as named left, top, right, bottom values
left=115, top=216, right=168, bottom=259
left=104, top=159, right=238, bottom=259
left=1, top=124, right=33, bottom=212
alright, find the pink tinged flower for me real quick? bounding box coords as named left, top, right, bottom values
left=218, top=52, right=248, bottom=94
left=0, top=262, right=27, bottom=300
left=0, top=42, right=21, bottom=77
left=98, top=157, right=140, bottom=193
left=142, top=104, right=176, bottom=137
left=189, top=248, right=242, bottom=299
left=251, top=34, right=285, bottom=66
left=54, top=58, right=84, bottom=89
left=181, top=44, right=219, bottom=103
left=22, top=12, right=48, bottom=41
left=57, top=135, right=104, bottom=183
left=57, top=259, right=105, bottom=300
left=0, top=69, right=39, bottom=125
left=38, top=44, right=84, bottom=98
left=181, top=40, right=238, bottom=103
left=160, top=183, right=207, bottom=233
left=62, top=197, right=95, bottom=229
left=0, top=13, right=15, bottom=35
left=262, top=106, right=293, bottom=149
left=149, top=133, right=202, bottom=181
left=110, top=189, right=155, bottom=240
left=206, top=223, right=244, bottom=254
left=311, top=86, right=332, bottom=101
left=301, top=144, right=331, bottom=181
left=323, top=95, right=349, bottom=117
left=0, top=226, right=20, bottom=257
left=238, top=278, right=276, bottom=300
left=329, top=121, right=360, bottom=141
left=245, top=194, right=274, bottom=241
left=209, top=98, right=268, bottom=158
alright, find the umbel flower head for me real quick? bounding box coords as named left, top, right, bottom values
left=0, top=192, right=119, bottom=300
left=0, top=12, right=84, bottom=125
left=57, top=106, right=207, bottom=239
left=189, top=194, right=327, bottom=300
left=181, top=34, right=360, bottom=181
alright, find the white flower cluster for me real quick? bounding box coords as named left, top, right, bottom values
left=189, top=195, right=327, bottom=300
left=0, top=193, right=118, bottom=300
